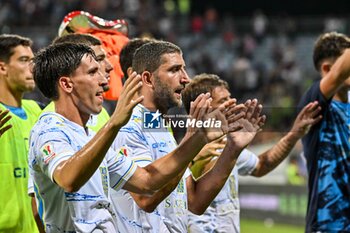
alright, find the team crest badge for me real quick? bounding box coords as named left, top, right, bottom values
left=41, top=143, right=57, bottom=164
left=118, top=146, right=128, bottom=157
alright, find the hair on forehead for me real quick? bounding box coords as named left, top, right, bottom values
left=132, top=40, right=182, bottom=74
left=120, top=37, right=156, bottom=79
left=182, top=73, right=229, bottom=113
left=313, top=31, right=350, bottom=71
left=0, top=34, right=32, bottom=63
left=33, top=43, right=95, bottom=100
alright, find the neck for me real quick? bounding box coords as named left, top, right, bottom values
left=141, top=93, right=167, bottom=114
left=140, top=88, right=169, bottom=114
left=141, top=100, right=167, bottom=115
left=0, top=83, right=23, bottom=107
left=54, top=99, right=90, bottom=128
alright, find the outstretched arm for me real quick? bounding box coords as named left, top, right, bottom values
left=53, top=73, right=144, bottom=192
left=187, top=99, right=265, bottom=215
left=121, top=97, right=240, bottom=206
left=128, top=168, right=186, bottom=213
left=251, top=101, right=322, bottom=177
left=122, top=94, right=230, bottom=195
left=189, top=136, right=225, bottom=179
left=320, top=48, right=350, bottom=99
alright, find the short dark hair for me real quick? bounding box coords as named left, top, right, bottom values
left=52, top=33, right=101, bottom=46
left=313, top=32, right=350, bottom=71
left=182, top=73, right=229, bottom=113
left=33, top=43, right=95, bottom=100
left=119, top=38, right=154, bottom=79
left=0, top=34, right=32, bottom=63
left=132, top=41, right=182, bottom=74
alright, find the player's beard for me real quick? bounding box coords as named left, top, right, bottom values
left=153, top=76, right=181, bottom=114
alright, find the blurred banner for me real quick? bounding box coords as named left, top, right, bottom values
left=239, top=184, right=307, bottom=226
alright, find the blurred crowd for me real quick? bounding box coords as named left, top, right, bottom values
left=1, top=3, right=350, bottom=233
left=1, top=0, right=349, bottom=132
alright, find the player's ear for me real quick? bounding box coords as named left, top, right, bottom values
left=320, top=62, right=332, bottom=77
left=141, top=71, right=154, bottom=88
left=0, top=61, right=8, bottom=76
left=126, top=67, right=133, bottom=78
left=58, top=76, right=74, bottom=93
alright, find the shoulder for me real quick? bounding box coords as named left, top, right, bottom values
left=22, top=99, right=43, bottom=115
left=298, top=80, right=329, bottom=108
left=22, top=99, right=41, bottom=108
left=34, top=112, right=67, bottom=132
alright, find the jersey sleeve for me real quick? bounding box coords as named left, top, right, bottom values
left=111, top=123, right=153, bottom=167
left=297, top=80, right=330, bottom=112
left=108, top=122, right=153, bottom=190
left=236, top=149, right=259, bottom=176
left=297, top=80, right=331, bottom=162
left=106, top=149, right=137, bottom=191
left=31, top=127, right=75, bottom=183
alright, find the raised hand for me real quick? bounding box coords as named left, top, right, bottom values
left=194, top=136, right=226, bottom=163
left=226, top=99, right=266, bottom=149
left=111, top=72, right=144, bottom=127
left=185, top=92, right=212, bottom=137
left=290, top=101, right=322, bottom=138
left=0, top=109, right=12, bottom=138
left=204, top=99, right=247, bottom=142
left=190, top=136, right=226, bottom=179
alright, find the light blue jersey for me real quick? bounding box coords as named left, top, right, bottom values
left=29, top=112, right=136, bottom=233
left=111, top=104, right=190, bottom=233
left=188, top=149, right=258, bottom=233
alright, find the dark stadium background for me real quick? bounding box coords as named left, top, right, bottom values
left=2, top=1, right=346, bottom=231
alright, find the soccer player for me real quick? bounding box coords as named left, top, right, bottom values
left=29, top=42, right=234, bottom=232
left=0, top=34, right=41, bottom=233
left=111, top=40, right=265, bottom=232
left=298, top=32, right=350, bottom=232
left=49, top=33, right=112, bottom=131
left=181, top=73, right=322, bottom=233
left=28, top=33, right=114, bottom=232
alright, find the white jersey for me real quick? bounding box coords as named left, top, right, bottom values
left=111, top=104, right=189, bottom=233
left=188, top=149, right=258, bottom=233
left=28, top=112, right=137, bottom=233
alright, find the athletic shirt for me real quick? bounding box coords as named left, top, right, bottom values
left=111, top=104, right=190, bottom=233
left=28, top=102, right=110, bottom=195
left=298, top=81, right=350, bottom=232
left=0, top=100, right=41, bottom=233
left=42, top=102, right=110, bottom=132
left=188, top=149, right=258, bottom=233
left=28, top=112, right=136, bottom=233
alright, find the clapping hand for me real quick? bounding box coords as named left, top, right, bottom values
left=226, top=99, right=265, bottom=149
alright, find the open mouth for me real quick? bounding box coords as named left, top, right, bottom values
left=174, top=88, right=183, bottom=95
left=96, top=91, right=104, bottom=97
